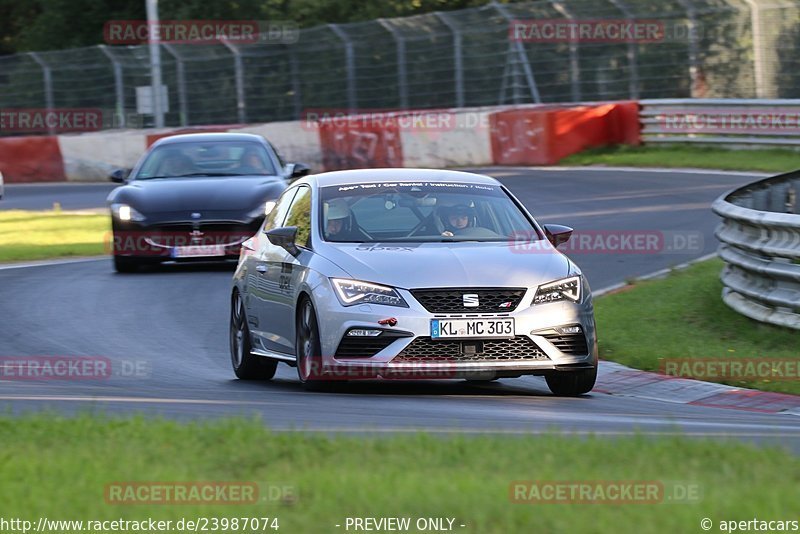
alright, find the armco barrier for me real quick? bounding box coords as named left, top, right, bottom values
left=0, top=102, right=641, bottom=182
left=641, top=98, right=800, bottom=146
left=712, top=171, right=800, bottom=330
left=0, top=136, right=65, bottom=183
left=489, top=102, right=640, bottom=165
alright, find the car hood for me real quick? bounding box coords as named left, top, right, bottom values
left=107, top=176, right=286, bottom=212
left=319, top=241, right=573, bottom=289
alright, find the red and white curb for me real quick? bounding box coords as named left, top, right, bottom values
left=596, top=361, right=800, bottom=414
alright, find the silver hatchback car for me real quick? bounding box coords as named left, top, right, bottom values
left=230, top=169, right=598, bottom=396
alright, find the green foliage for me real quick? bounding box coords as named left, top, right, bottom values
left=0, top=0, right=492, bottom=54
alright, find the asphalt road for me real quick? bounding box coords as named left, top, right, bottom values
left=0, top=182, right=117, bottom=211
left=3, top=168, right=798, bottom=451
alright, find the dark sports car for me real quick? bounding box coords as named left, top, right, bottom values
left=107, top=132, right=309, bottom=273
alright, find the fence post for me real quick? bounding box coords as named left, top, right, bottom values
left=548, top=0, right=581, bottom=102
left=676, top=0, right=702, bottom=98
left=328, top=24, right=357, bottom=113
left=378, top=19, right=409, bottom=109
left=163, top=44, right=188, bottom=126
left=222, top=40, right=248, bottom=124
left=434, top=12, right=464, bottom=108
left=98, top=45, right=126, bottom=129
left=608, top=0, right=640, bottom=99
left=28, top=52, right=55, bottom=135
left=145, top=0, right=165, bottom=128
left=741, top=0, right=767, bottom=98
left=493, top=2, right=541, bottom=104
left=283, top=45, right=303, bottom=120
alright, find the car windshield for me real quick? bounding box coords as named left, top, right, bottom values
left=320, top=181, right=540, bottom=243
left=133, top=141, right=277, bottom=179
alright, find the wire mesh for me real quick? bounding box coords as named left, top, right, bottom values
left=0, top=0, right=796, bottom=133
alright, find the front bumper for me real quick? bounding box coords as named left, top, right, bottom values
left=311, top=286, right=598, bottom=380
left=111, top=219, right=259, bottom=261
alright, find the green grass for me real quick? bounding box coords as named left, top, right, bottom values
left=595, top=258, right=800, bottom=395
left=0, top=210, right=110, bottom=262
left=1, top=415, right=797, bottom=533
left=561, top=144, right=800, bottom=173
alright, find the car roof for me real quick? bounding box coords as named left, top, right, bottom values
left=306, top=168, right=500, bottom=187
left=151, top=132, right=267, bottom=147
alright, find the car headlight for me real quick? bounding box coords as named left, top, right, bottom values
left=533, top=275, right=582, bottom=304
left=247, top=200, right=276, bottom=219
left=331, top=278, right=408, bottom=308
left=111, top=203, right=146, bottom=222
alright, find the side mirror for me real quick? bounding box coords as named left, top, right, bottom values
left=543, top=224, right=573, bottom=248
left=265, top=226, right=299, bottom=256
left=109, top=169, right=129, bottom=183
left=286, top=163, right=310, bottom=180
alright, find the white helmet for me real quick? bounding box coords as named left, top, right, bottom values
left=325, top=198, right=350, bottom=220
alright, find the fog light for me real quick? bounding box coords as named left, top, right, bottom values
left=557, top=325, right=583, bottom=335
left=347, top=329, right=382, bottom=337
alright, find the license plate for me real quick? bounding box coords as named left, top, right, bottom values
left=431, top=318, right=514, bottom=339
left=172, top=245, right=227, bottom=258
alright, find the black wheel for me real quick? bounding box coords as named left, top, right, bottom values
left=295, top=298, right=329, bottom=388
left=230, top=291, right=278, bottom=380
left=113, top=255, right=140, bottom=273
left=545, top=367, right=597, bottom=397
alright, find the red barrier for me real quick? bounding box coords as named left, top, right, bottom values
left=0, top=136, right=66, bottom=183
left=317, top=116, right=403, bottom=171
left=490, top=102, right=640, bottom=165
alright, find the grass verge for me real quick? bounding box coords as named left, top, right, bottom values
left=560, top=144, right=800, bottom=173
left=0, top=210, right=109, bottom=262
left=1, top=415, right=797, bottom=533
left=595, top=258, right=800, bottom=395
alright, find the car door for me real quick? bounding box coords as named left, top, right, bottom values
left=255, top=185, right=313, bottom=355
left=246, top=186, right=297, bottom=353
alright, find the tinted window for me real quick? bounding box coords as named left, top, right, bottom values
left=135, top=141, right=277, bottom=179
left=320, top=181, right=538, bottom=243
left=283, top=186, right=312, bottom=248
left=263, top=188, right=298, bottom=233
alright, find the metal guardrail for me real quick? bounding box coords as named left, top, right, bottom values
left=712, top=171, right=800, bottom=330
left=641, top=99, right=800, bottom=146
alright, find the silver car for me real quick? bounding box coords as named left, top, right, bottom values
left=230, top=169, right=598, bottom=396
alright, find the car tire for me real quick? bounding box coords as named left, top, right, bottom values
left=113, top=255, right=141, bottom=273
left=295, top=297, right=331, bottom=389
left=545, top=367, right=597, bottom=397
left=230, top=291, right=278, bottom=380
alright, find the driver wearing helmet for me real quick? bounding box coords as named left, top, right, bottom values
left=324, top=198, right=366, bottom=241
left=441, top=204, right=476, bottom=236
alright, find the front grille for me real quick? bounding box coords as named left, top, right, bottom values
left=392, top=336, right=549, bottom=363
left=541, top=332, right=589, bottom=355
left=334, top=330, right=411, bottom=358
left=410, top=288, right=526, bottom=313
left=148, top=222, right=255, bottom=247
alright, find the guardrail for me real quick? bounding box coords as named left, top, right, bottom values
left=641, top=99, right=800, bottom=146
left=712, top=171, right=800, bottom=330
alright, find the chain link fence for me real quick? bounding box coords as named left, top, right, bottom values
left=0, top=0, right=798, bottom=133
